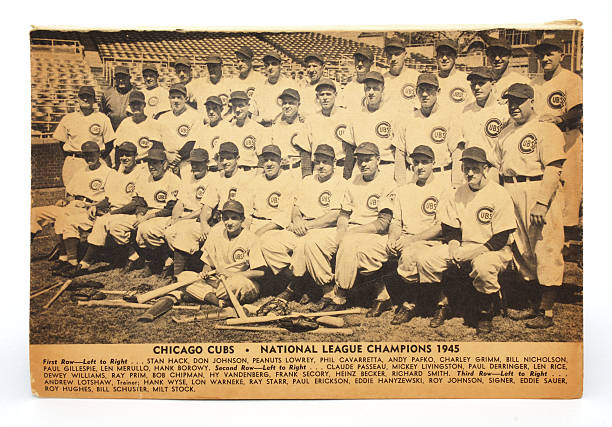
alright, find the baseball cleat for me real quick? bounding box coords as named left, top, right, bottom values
left=525, top=313, right=554, bottom=329
left=477, top=319, right=493, bottom=335
left=390, top=305, right=416, bottom=325
left=507, top=307, right=539, bottom=321
left=429, top=305, right=449, bottom=328
left=366, top=299, right=392, bottom=318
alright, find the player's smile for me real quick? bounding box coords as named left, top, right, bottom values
left=222, top=212, right=243, bottom=236
left=191, top=162, right=207, bottom=179
left=143, top=71, right=157, bottom=89
left=147, top=159, right=166, bottom=179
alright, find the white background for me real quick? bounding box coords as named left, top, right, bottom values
left=2, top=1, right=610, bottom=425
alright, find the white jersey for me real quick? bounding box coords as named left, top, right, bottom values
left=299, top=80, right=322, bottom=117
left=201, top=225, right=266, bottom=272
left=156, top=107, right=202, bottom=153
left=104, top=166, right=142, bottom=208
left=254, top=75, right=297, bottom=122
left=338, top=78, right=365, bottom=111
left=436, top=68, right=470, bottom=113
left=134, top=171, right=180, bottom=212
left=192, top=119, right=232, bottom=161
left=227, top=72, right=266, bottom=96
left=349, top=103, right=399, bottom=163
left=296, top=173, right=346, bottom=220
left=178, top=172, right=216, bottom=212
left=492, top=69, right=531, bottom=101
left=249, top=171, right=297, bottom=229
left=305, top=107, right=353, bottom=160
left=65, top=163, right=112, bottom=202
left=459, top=96, right=509, bottom=169
left=391, top=175, right=449, bottom=236
left=268, top=118, right=309, bottom=160
left=142, top=86, right=171, bottom=118
left=189, top=77, right=233, bottom=112
left=383, top=67, right=421, bottom=111
left=341, top=169, right=395, bottom=226
left=114, top=116, right=162, bottom=161
left=222, top=118, right=271, bottom=167
left=53, top=110, right=115, bottom=153
left=200, top=169, right=252, bottom=215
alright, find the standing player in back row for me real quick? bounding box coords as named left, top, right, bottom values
left=299, top=53, right=326, bottom=117
left=485, top=37, right=530, bottom=102
left=434, top=39, right=470, bottom=113
left=141, top=63, right=171, bottom=118
left=382, top=36, right=420, bottom=110
left=339, top=46, right=375, bottom=111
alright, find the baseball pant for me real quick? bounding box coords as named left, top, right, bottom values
left=416, top=243, right=512, bottom=294
left=62, top=156, right=86, bottom=186
left=335, top=233, right=388, bottom=290
left=107, top=214, right=139, bottom=245
left=185, top=275, right=260, bottom=304
left=505, top=181, right=565, bottom=286
left=165, top=219, right=205, bottom=255
left=31, top=201, right=86, bottom=235
left=259, top=229, right=308, bottom=276
left=137, top=217, right=172, bottom=248
left=61, top=208, right=94, bottom=239
left=304, top=228, right=339, bottom=287
left=88, top=213, right=116, bottom=246
left=396, top=239, right=442, bottom=282
left=562, top=130, right=582, bottom=227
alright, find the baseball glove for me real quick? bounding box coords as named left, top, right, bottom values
left=278, top=316, right=319, bottom=332
left=256, top=298, right=290, bottom=317
left=123, top=283, right=154, bottom=302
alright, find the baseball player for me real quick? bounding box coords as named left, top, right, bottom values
left=485, top=37, right=530, bottom=101
left=247, top=145, right=297, bottom=237
left=348, top=71, right=401, bottom=181
left=253, top=51, right=296, bottom=125
left=434, top=39, right=470, bottom=113
left=137, top=200, right=267, bottom=322
left=338, top=47, right=375, bottom=111
left=141, top=63, right=171, bottom=118
left=113, top=90, right=163, bottom=166
left=219, top=91, right=270, bottom=172
left=106, top=148, right=180, bottom=277
left=497, top=83, right=566, bottom=329
left=532, top=36, right=583, bottom=228
left=189, top=55, right=231, bottom=114
left=156, top=83, right=201, bottom=177
left=382, top=36, right=420, bottom=110
left=75, top=142, right=144, bottom=274
left=259, top=144, right=346, bottom=303
left=158, top=149, right=215, bottom=279
left=101, top=65, right=135, bottom=131
left=230, top=46, right=266, bottom=95
left=268, top=88, right=311, bottom=178
left=191, top=96, right=231, bottom=169
left=305, top=142, right=395, bottom=312
left=53, top=85, right=115, bottom=184
left=394, top=73, right=461, bottom=187
left=32, top=141, right=112, bottom=276
left=457, top=67, right=509, bottom=184
left=299, top=53, right=326, bottom=117
left=173, top=56, right=198, bottom=109
left=304, top=78, right=354, bottom=179
left=414, top=146, right=516, bottom=334
left=385, top=145, right=450, bottom=325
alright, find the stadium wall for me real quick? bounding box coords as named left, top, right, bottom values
left=31, top=140, right=63, bottom=189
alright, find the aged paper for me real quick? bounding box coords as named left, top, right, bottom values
left=30, top=23, right=583, bottom=399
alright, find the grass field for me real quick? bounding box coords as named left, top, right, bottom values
left=30, top=231, right=583, bottom=345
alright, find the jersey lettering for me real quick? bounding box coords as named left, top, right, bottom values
left=450, top=87, right=467, bottom=103
left=401, top=83, right=416, bottom=100
left=518, top=133, right=537, bottom=154
left=484, top=118, right=503, bottom=138
left=148, top=96, right=159, bottom=106
left=547, top=90, right=566, bottom=110
left=154, top=190, right=168, bottom=203
left=232, top=248, right=247, bottom=262
left=267, top=192, right=281, bottom=208
left=89, top=123, right=102, bottom=136
left=476, top=206, right=494, bottom=225
left=89, top=178, right=103, bottom=191
left=430, top=126, right=447, bottom=143
left=138, top=137, right=151, bottom=148
left=375, top=121, right=391, bottom=138
left=177, top=124, right=190, bottom=137
left=335, top=124, right=347, bottom=141
left=228, top=188, right=237, bottom=200
left=318, top=190, right=331, bottom=207
left=125, top=182, right=135, bottom=194
left=421, top=196, right=439, bottom=216
left=195, top=186, right=206, bottom=199
left=243, top=135, right=256, bottom=150
left=366, top=194, right=380, bottom=211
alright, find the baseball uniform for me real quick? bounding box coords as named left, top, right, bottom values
left=416, top=179, right=516, bottom=294
left=114, top=116, right=163, bottom=164
left=268, top=117, right=310, bottom=177
left=253, top=75, right=297, bottom=123
left=192, top=119, right=232, bottom=165
left=492, top=69, right=531, bottom=102
left=391, top=175, right=450, bottom=281
left=338, top=78, right=365, bottom=112
left=53, top=110, right=115, bottom=184
left=305, top=106, right=353, bottom=164
left=247, top=170, right=297, bottom=234
left=437, top=68, right=471, bottom=113
left=200, top=169, right=253, bottom=219
left=190, top=78, right=232, bottom=112
left=298, top=80, right=322, bottom=118
left=156, top=106, right=201, bottom=174
left=220, top=117, right=270, bottom=169
left=142, top=85, right=171, bottom=118
left=101, top=85, right=135, bottom=131
left=259, top=172, right=346, bottom=276
left=533, top=68, right=583, bottom=227
left=383, top=67, right=421, bottom=110
left=497, top=117, right=566, bottom=286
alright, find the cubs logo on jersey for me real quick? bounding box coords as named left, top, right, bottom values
left=89, top=123, right=102, bottom=136
left=375, top=121, right=391, bottom=138
left=476, top=206, right=494, bottom=225
left=421, top=196, right=439, bottom=216
left=148, top=96, right=159, bottom=106
left=547, top=90, right=566, bottom=110
left=154, top=190, right=168, bottom=203
left=449, top=87, right=467, bottom=103
left=267, top=192, right=281, bottom=208
left=138, top=137, right=151, bottom=148
left=484, top=118, right=503, bottom=138
left=335, top=124, right=347, bottom=141
left=318, top=190, right=331, bottom=207
left=518, top=134, right=537, bottom=154
left=401, top=83, right=416, bottom=100
left=366, top=194, right=380, bottom=211
left=177, top=124, right=190, bottom=137
left=243, top=135, right=256, bottom=150
left=89, top=178, right=103, bottom=191
left=195, top=186, right=206, bottom=200
left=430, top=126, right=447, bottom=143
left=232, top=247, right=247, bottom=262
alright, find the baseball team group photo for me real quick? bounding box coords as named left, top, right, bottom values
left=29, top=27, right=583, bottom=344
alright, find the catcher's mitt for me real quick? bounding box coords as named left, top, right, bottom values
left=278, top=316, right=319, bottom=332
left=256, top=298, right=290, bottom=316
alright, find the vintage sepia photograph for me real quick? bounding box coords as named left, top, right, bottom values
left=29, top=24, right=583, bottom=399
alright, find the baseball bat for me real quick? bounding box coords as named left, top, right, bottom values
left=135, top=261, right=244, bottom=304
left=316, top=316, right=345, bottom=328
left=77, top=300, right=200, bottom=310
left=225, top=307, right=364, bottom=326
left=43, top=279, right=73, bottom=309
left=219, top=276, right=247, bottom=319
left=214, top=325, right=354, bottom=335
left=30, top=281, right=64, bottom=299
left=172, top=307, right=239, bottom=323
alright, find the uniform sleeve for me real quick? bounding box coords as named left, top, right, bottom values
left=339, top=185, right=354, bottom=213
left=291, top=123, right=311, bottom=153
left=492, top=189, right=517, bottom=234
left=246, top=236, right=267, bottom=270
left=539, top=124, right=566, bottom=166
left=438, top=189, right=460, bottom=228
left=566, top=73, right=583, bottom=111
left=392, top=121, right=407, bottom=154
left=52, top=116, right=68, bottom=142
left=270, top=182, right=295, bottom=228
left=446, top=118, right=462, bottom=153
left=328, top=179, right=346, bottom=211
left=102, top=115, right=116, bottom=143
left=168, top=176, right=181, bottom=201
left=346, top=121, right=357, bottom=147
left=391, top=187, right=402, bottom=228
left=200, top=234, right=216, bottom=268
left=201, top=179, right=220, bottom=208
left=378, top=184, right=396, bottom=213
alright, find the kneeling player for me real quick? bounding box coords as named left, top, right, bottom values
left=414, top=147, right=516, bottom=334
